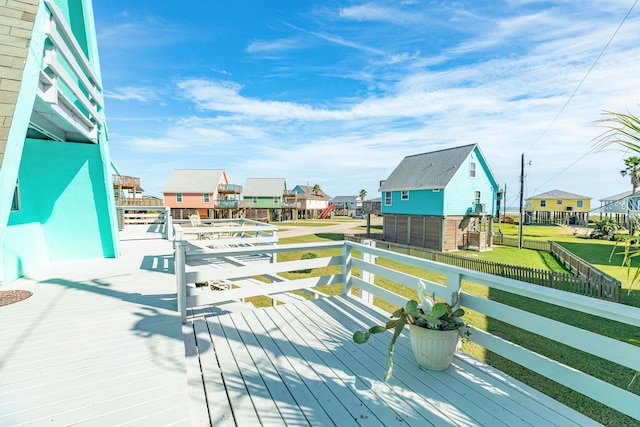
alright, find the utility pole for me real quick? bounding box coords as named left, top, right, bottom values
left=519, top=154, right=524, bottom=250
left=503, top=183, right=507, bottom=223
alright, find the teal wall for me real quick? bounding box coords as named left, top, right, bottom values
left=3, top=139, right=117, bottom=282
left=382, top=189, right=444, bottom=215
left=444, top=148, right=497, bottom=216
left=0, top=4, right=46, bottom=284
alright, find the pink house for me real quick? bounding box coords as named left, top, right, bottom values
left=162, top=169, right=242, bottom=219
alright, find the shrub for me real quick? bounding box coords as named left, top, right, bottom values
left=590, top=219, right=620, bottom=241
left=294, top=252, right=317, bottom=273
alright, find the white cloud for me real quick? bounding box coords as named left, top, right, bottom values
left=338, top=3, right=421, bottom=25
left=105, top=86, right=162, bottom=102
left=246, top=38, right=301, bottom=53
left=105, top=1, right=640, bottom=202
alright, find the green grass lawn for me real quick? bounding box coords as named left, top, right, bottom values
left=272, top=228, right=640, bottom=426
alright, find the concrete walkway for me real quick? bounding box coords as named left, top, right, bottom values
left=0, top=234, right=191, bottom=426
left=277, top=217, right=382, bottom=239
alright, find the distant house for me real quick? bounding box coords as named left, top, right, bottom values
left=289, top=185, right=331, bottom=219
left=525, top=190, right=591, bottom=225
left=379, top=144, right=499, bottom=251
left=331, top=196, right=363, bottom=217
left=1, top=1, right=120, bottom=284
left=598, top=190, right=639, bottom=227
left=363, top=197, right=382, bottom=215
left=241, top=178, right=287, bottom=222
left=162, top=169, right=242, bottom=220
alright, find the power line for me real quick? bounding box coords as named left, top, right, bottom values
left=524, top=0, right=638, bottom=156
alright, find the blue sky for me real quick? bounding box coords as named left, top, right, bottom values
left=94, top=1, right=640, bottom=207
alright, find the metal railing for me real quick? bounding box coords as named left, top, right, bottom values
left=173, top=239, right=640, bottom=421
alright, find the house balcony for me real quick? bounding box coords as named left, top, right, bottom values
left=114, top=196, right=163, bottom=207
left=28, top=0, right=105, bottom=144
left=281, top=200, right=301, bottom=209
left=217, top=184, right=242, bottom=194
left=113, top=175, right=141, bottom=189
left=468, top=203, right=487, bottom=216
left=214, top=199, right=239, bottom=209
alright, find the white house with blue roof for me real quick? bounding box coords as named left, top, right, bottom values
left=379, top=144, right=499, bottom=251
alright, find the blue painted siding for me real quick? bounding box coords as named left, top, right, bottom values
left=444, top=150, right=497, bottom=216
left=381, top=189, right=444, bottom=215
left=603, top=198, right=631, bottom=214
left=3, top=139, right=117, bottom=283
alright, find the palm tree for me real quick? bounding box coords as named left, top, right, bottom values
left=359, top=189, right=367, bottom=216
left=595, top=109, right=640, bottom=153
left=359, top=189, right=367, bottom=203
left=312, top=184, right=321, bottom=196
left=596, top=108, right=640, bottom=298
left=621, top=156, right=640, bottom=194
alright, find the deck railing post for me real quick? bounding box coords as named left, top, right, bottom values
left=446, top=271, right=462, bottom=308
left=360, top=239, right=375, bottom=304
left=342, top=242, right=352, bottom=295
left=175, top=240, right=188, bottom=323
left=165, top=207, right=173, bottom=240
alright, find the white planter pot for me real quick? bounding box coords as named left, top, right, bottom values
left=409, top=325, right=459, bottom=371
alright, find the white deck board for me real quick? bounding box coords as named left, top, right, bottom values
left=0, top=235, right=190, bottom=426
left=186, top=295, right=603, bottom=427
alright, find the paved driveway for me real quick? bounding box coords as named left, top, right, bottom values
left=277, top=216, right=382, bottom=239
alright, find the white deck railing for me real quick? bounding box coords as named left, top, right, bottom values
left=173, top=218, right=278, bottom=249
left=36, top=0, right=104, bottom=143
left=174, top=239, right=640, bottom=421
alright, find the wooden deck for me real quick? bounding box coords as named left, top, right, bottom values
left=0, top=226, right=608, bottom=426
left=185, top=295, right=601, bottom=427
left=0, top=233, right=190, bottom=426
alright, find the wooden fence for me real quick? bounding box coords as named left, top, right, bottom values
left=347, top=235, right=621, bottom=302
left=493, top=234, right=552, bottom=251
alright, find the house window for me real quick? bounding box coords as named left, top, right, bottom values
left=401, top=191, right=409, bottom=200
left=11, top=180, right=20, bottom=211
left=474, top=191, right=481, bottom=205
left=577, top=200, right=583, bottom=208
left=273, top=196, right=280, bottom=204
left=557, top=200, right=563, bottom=205
left=469, top=162, right=477, bottom=178
left=384, top=192, right=391, bottom=206
left=252, top=196, right=258, bottom=204
left=540, top=200, right=546, bottom=207
left=203, top=193, right=210, bottom=203
left=176, top=193, right=183, bottom=203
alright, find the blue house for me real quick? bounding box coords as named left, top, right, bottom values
left=0, top=0, right=119, bottom=284
left=379, top=144, right=499, bottom=251
left=598, top=190, right=640, bottom=227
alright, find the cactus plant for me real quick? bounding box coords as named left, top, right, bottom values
left=353, top=286, right=467, bottom=381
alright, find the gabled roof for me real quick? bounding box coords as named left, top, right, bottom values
left=379, top=144, right=484, bottom=191
left=293, top=185, right=331, bottom=200
left=599, top=190, right=639, bottom=201
left=243, top=178, right=286, bottom=197
left=526, top=189, right=591, bottom=201
left=331, top=195, right=359, bottom=203
left=162, top=169, right=225, bottom=193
